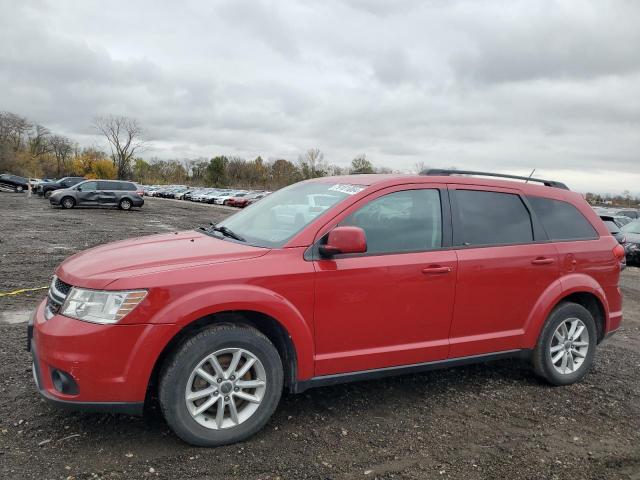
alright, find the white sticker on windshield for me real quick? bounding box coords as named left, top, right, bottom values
left=328, top=184, right=366, bottom=195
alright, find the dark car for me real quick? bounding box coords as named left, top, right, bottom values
left=621, top=220, right=640, bottom=265
left=599, top=215, right=627, bottom=245
left=38, top=177, right=86, bottom=198
left=0, top=174, right=30, bottom=192
left=48, top=180, right=144, bottom=210
left=615, top=209, right=639, bottom=219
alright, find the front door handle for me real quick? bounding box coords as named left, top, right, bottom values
left=531, top=257, right=555, bottom=266
left=421, top=266, right=452, bottom=275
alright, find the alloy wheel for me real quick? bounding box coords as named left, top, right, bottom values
left=185, top=348, right=266, bottom=430
left=550, top=318, right=589, bottom=374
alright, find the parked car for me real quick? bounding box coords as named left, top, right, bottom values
left=37, top=176, right=86, bottom=198
left=228, top=191, right=269, bottom=208
left=621, top=220, right=640, bottom=265
left=0, top=173, right=31, bottom=192
left=48, top=180, right=144, bottom=210
left=615, top=209, right=639, bottom=219
left=29, top=170, right=624, bottom=447
left=599, top=215, right=628, bottom=245
left=245, top=191, right=270, bottom=207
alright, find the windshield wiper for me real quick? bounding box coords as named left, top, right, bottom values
left=200, top=223, right=246, bottom=242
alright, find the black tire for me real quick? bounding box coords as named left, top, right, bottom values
left=159, top=323, right=283, bottom=447
left=118, top=198, right=132, bottom=210
left=61, top=196, right=75, bottom=209
left=15, top=185, right=24, bottom=193
left=44, top=190, right=53, bottom=199
left=532, top=302, right=597, bottom=386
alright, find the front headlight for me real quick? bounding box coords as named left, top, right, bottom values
left=61, top=288, right=147, bottom=324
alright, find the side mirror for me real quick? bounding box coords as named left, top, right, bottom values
left=76, top=186, right=82, bottom=191
left=319, top=226, right=367, bottom=257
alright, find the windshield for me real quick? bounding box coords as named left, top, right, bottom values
left=215, top=181, right=366, bottom=247
left=621, top=220, right=640, bottom=234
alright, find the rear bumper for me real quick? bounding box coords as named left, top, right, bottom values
left=28, top=300, right=172, bottom=413
left=132, top=197, right=144, bottom=207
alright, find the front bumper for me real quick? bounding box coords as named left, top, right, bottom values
left=48, top=196, right=61, bottom=206
left=28, top=300, right=172, bottom=414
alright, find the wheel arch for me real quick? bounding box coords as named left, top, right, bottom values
left=146, top=309, right=300, bottom=403
left=524, top=274, right=609, bottom=347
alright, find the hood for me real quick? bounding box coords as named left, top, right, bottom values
left=56, top=230, right=269, bottom=289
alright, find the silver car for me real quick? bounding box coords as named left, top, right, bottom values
left=48, top=180, right=145, bottom=210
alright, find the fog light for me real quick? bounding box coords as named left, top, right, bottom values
left=50, top=368, right=79, bottom=395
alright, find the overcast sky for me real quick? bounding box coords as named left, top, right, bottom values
left=1, top=0, right=639, bottom=193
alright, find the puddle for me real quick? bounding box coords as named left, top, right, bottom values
left=0, top=309, right=31, bottom=324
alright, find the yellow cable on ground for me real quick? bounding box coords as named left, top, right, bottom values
left=0, top=286, right=48, bottom=297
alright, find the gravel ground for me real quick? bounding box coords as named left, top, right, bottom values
left=0, top=191, right=638, bottom=480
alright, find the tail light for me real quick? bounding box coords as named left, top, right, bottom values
left=137, top=190, right=144, bottom=196
left=310, top=206, right=323, bottom=213
left=613, top=244, right=626, bottom=263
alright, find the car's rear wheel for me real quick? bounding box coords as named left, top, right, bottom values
left=159, top=324, right=283, bottom=447
left=61, top=197, right=75, bottom=209
left=15, top=185, right=24, bottom=193
left=118, top=198, right=132, bottom=210
left=533, top=302, right=597, bottom=386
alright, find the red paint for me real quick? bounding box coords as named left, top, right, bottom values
left=32, top=174, right=623, bottom=404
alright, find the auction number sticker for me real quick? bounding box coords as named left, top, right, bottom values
left=328, top=184, right=366, bottom=195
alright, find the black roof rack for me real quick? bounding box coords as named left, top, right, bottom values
left=421, top=169, right=569, bottom=190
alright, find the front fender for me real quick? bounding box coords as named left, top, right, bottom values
left=522, top=273, right=608, bottom=348
left=133, top=284, right=315, bottom=383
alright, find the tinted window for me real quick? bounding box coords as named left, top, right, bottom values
left=528, top=196, right=598, bottom=241
left=98, top=181, right=121, bottom=190
left=603, top=221, right=619, bottom=234
left=80, top=181, right=98, bottom=191
left=340, top=189, right=442, bottom=254
left=455, top=190, right=533, bottom=246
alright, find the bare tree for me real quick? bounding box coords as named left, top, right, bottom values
left=298, top=147, right=327, bottom=179
left=0, top=111, right=32, bottom=151
left=50, top=135, right=74, bottom=176
left=94, top=115, right=145, bottom=179
left=413, top=161, right=427, bottom=174
left=28, top=124, right=53, bottom=159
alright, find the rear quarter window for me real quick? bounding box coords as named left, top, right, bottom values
left=528, top=196, right=598, bottom=241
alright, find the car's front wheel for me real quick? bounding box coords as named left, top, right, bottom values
left=533, top=302, right=597, bottom=386
left=15, top=185, right=24, bottom=193
left=61, top=197, right=75, bottom=209
left=159, top=324, right=283, bottom=447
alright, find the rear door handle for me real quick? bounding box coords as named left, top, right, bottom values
left=421, top=266, right=452, bottom=275
left=531, top=257, right=555, bottom=266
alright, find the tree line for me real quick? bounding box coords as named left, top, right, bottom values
left=0, top=111, right=395, bottom=190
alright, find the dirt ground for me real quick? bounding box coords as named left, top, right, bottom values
left=0, top=191, right=638, bottom=480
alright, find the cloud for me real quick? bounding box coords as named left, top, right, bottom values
left=0, top=0, right=638, bottom=193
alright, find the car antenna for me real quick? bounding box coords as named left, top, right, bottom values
left=525, top=169, right=536, bottom=183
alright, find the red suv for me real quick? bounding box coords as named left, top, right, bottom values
left=28, top=170, right=624, bottom=446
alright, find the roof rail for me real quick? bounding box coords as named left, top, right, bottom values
left=421, top=169, right=569, bottom=190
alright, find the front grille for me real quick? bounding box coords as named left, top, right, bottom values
left=46, top=276, right=72, bottom=319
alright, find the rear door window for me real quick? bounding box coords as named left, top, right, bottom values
left=454, top=190, right=533, bottom=246
left=528, top=197, right=598, bottom=240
